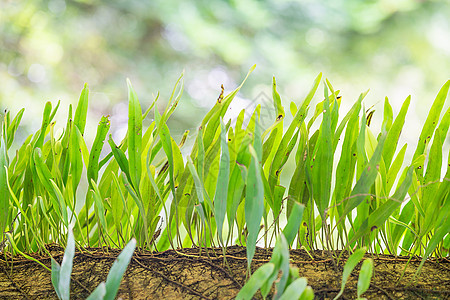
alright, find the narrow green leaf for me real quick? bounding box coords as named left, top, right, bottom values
left=333, top=94, right=363, bottom=151
left=278, top=277, right=308, bottom=300
left=382, top=97, right=393, bottom=133
left=235, top=263, right=275, bottom=300
left=214, top=118, right=230, bottom=244
left=200, top=65, right=255, bottom=150
left=383, top=96, right=410, bottom=169
left=121, top=174, right=149, bottom=246
left=282, top=202, right=305, bottom=246
left=271, top=234, right=290, bottom=299
left=87, top=115, right=110, bottom=185
left=127, top=79, right=143, bottom=189
left=6, top=232, right=50, bottom=271
left=311, top=83, right=333, bottom=219
left=272, top=77, right=285, bottom=119
left=51, top=258, right=62, bottom=300
left=49, top=180, right=69, bottom=228
left=6, top=108, right=24, bottom=149
left=333, top=247, right=367, bottom=300
left=73, top=83, right=89, bottom=136
left=104, top=238, right=136, bottom=300
left=187, top=157, right=213, bottom=211
left=0, top=125, right=9, bottom=236
left=269, top=73, right=321, bottom=190
left=416, top=190, right=450, bottom=277
left=70, top=125, right=84, bottom=192
left=59, top=228, right=75, bottom=300
left=340, top=132, right=387, bottom=219
left=35, top=101, right=52, bottom=149
left=386, top=144, right=407, bottom=194
left=108, top=135, right=132, bottom=187
left=350, top=166, right=414, bottom=244
left=412, top=80, right=449, bottom=177
left=158, top=108, right=177, bottom=207
left=357, top=259, right=373, bottom=298
left=245, top=143, right=264, bottom=272
left=91, top=179, right=108, bottom=234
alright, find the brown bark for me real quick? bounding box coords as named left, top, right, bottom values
left=0, top=245, right=448, bottom=299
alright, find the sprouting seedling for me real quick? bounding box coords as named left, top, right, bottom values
left=333, top=247, right=373, bottom=300
left=52, top=227, right=136, bottom=300
left=51, top=228, right=75, bottom=300
left=236, top=202, right=309, bottom=300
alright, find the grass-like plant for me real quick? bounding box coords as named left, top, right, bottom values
left=51, top=227, right=136, bottom=300
left=1, top=66, right=449, bottom=282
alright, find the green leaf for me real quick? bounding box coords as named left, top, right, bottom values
left=235, top=263, right=275, bottom=300
left=104, top=238, right=136, bottom=300
left=340, top=132, right=387, bottom=219
left=187, top=157, right=213, bottom=211
left=383, top=96, right=410, bottom=169
left=87, top=116, right=110, bottom=185
left=214, top=118, right=230, bottom=245
left=86, top=282, right=106, bottom=300
left=311, top=83, right=333, bottom=219
left=33, top=148, right=68, bottom=225
left=332, top=98, right=360, bottom=219
left=269, top=73, right=321, bottom=190
left=6, top=108, right=24, bottom=149
left=386, top=144, right=407, bottom=194
left=49, top=180, right=69, bottom=228
left=59, top=228, right=76, bottom=300
left=73, top=83, right=89, bottom=136
left=357, top=259, right=373, bottom=298
left=333, top=93, right=363, bottom=151
left=350, top=166, right=414, bottom=244
left=300, top=286, right=314, bottom=300
left=261, top=234, right=290, bottom=298
left=158, top=108, right=177, bottom=208
left=127, top=79, right=143, bottom=190
left=416, top=190, right=450, bottom=277
left=121, top=174, right=149, bottom=246
left=34, top=101, right=52, bottom=149
left=272, top=76, right=285, bottom=119
left=51, top=258, right=62, bottom=300
left=333, top=247, right=367, bottom=300
left=200, top=65, right=255, bottom=150
left=91, top=179, right=108, bottom=234
left=70, top=125, right=84, bottom=193
left=245, top=143, right=264, bottom=272
left=278, top=277, right=308, bottom=300
left=0, top=125, right=9, bottom=236
left=412, top=80, right=449, bottom=177
left=282, top=202, right=305, bottom=245
left=108, top=135, right=132, bottom=187
left=382, top=96, right=393, bottom=133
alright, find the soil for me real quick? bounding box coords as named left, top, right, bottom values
left=0, top=245, right=449, bottom=299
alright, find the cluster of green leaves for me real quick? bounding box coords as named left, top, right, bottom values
left=0, top=67, right=449, bottom=280
left=237, top=202, right=315, bottom=300
left=238, top=203, right=373, bottom=300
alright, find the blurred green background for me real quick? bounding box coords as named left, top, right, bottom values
left=1, top=0, right=449, bottom=152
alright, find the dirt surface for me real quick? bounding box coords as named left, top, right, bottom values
left=0, top=245, right=449, bottom=299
